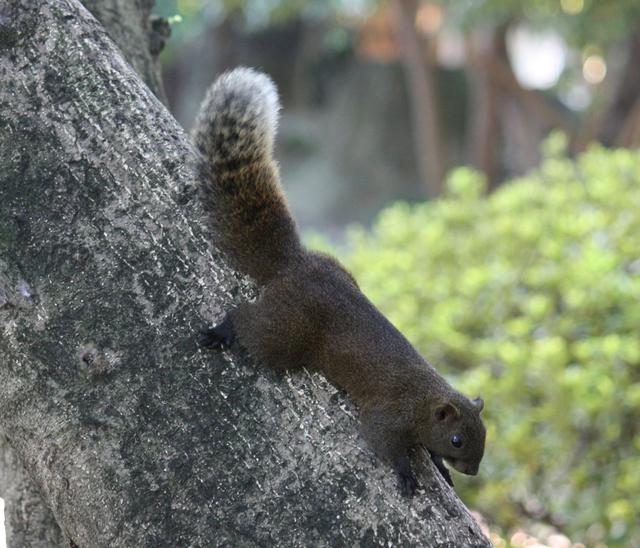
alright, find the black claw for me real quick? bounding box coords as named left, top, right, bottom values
left=395, top=456, right=420, bottom=497
left=198, top=329, right=229, bottom=349
left=398, top=468, right=419, bottom=497
left=429, top=451, right=454, bottom=487
left=198, top=315, right=235, bottom=349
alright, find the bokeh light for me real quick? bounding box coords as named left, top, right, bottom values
left=583, top=54, right=607, bottom=84
left=561, top=0, right=584, bottom=15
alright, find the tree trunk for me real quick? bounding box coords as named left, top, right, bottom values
left=466, top=29, right=502, bottom=187
left=466, top=25, right=574, bottom=184
left=485, top=26, right=542, bottom=178
left=1, top=0, right=167, bottom=545
left=82, top=0, right=170, bottom=104
left=615, top=98, right=640, bottom=147
left=598, top=30, right=640, bottom=147
left=0, top=1, right=490, bottom=546
left=392, top=0, right=444, bottom=197
left=0, top=439, right=65, bottom=547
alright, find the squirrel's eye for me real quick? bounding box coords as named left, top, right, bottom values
left=451, top=434, right=463, bottom=448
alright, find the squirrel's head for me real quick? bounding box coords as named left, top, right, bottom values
left=417, top=393, right=486, bottom=476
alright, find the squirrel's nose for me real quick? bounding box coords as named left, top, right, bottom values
left=464, top=463, right=479, bottom=476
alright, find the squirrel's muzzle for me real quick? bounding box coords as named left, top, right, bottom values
left=446, top=458, right=479, bottom=476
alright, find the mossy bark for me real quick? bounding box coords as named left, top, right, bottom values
left=0, top=0, right=490, bottom=546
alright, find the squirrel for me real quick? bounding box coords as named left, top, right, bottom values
left=193, top=68, right=486, bottom=496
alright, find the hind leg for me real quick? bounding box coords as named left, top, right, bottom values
left=200, top=294, right=309, bottom=372
left=232, top=300, right=308, bottom=371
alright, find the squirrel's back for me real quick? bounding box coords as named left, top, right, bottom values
left=192, top=68, right=301, bottom=283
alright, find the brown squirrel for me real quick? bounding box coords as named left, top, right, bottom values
left=194, top=68, right=486, bottom=496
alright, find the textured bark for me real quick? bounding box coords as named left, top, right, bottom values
left=0, top=440, right=65, bottom=547
left=0, top=1, right=490, bottom=546
left=1, top=1, right=167, bottom=545
left=82, top=0, right=169, bottom=104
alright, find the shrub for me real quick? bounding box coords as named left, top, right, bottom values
left=320, top=139, right=640, bottom=546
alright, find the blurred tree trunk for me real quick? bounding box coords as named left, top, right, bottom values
left=487, top=26, right=542, bottom=177
left=615, top=99, right=640, bottom=147
left=0, top=0, right=491, bottom=546
left=466, top=24, right=574, bottom=185
left=598, top=29, right=640, bottom=147
left=392, top=0, right=444, bottom=197
left=465, top=28, right=503, bottom=188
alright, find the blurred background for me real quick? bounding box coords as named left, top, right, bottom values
left=152, top=2, right=639, bottom=548
left=159, top=0, right=640, bottom=231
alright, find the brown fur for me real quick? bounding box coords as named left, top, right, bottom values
left=195, top=68, right=486, bottom=495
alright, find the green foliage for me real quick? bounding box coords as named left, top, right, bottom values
left=321, top=141, right=640, bottom=546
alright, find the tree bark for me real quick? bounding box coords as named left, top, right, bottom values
left=1, top=1, right=168, bottom=545
left=81, top=0, right=169, bottom=104
left=0, top=439, right=65, bottom=547
left=392, top=0, right=444, bottom=197
left=0, top=1, right=490, bottom=546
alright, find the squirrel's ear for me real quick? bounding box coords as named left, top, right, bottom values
left=434, top=402, right=460, bottom=423
left=473, top=397, right=484, bottom=413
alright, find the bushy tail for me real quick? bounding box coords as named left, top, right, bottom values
left=192, top=68, right=301, bottom=284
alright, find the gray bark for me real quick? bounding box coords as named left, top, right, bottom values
left=82, top=0, right=169, bottom=104
left=1, top=1, right=168, bottom=545
left=0, top=0, right=491, bottom=546
left=0, top=439, right=65, bottom=547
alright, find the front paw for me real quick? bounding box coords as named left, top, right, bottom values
left=397, top=468, right=419, bottom=497
left=198, top=315, right=235, bottom=349
left=395, top=456, right=420, bottom=497
left=429, top=451, right=454, bottom=487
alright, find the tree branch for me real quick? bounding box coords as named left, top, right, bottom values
left=0, top=0, right=489, bottom=545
